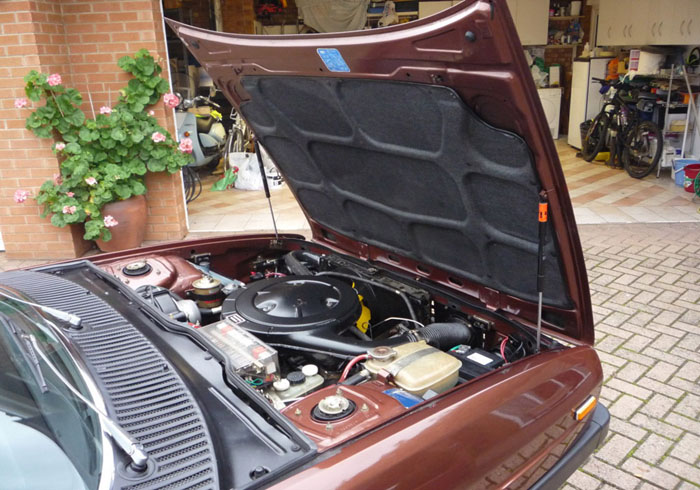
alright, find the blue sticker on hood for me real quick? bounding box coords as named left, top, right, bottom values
left=317, top=48, right=350, bottom=72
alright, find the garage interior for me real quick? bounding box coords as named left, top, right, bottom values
left=162, top=0, right=700, bottom=237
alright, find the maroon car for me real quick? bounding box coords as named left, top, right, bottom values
left=0, top=1, right=607, bottom=488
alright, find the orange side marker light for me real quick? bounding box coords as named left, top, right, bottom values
left=573, top=395, right=597, bottom=421
left=538, top=202, right=548, bottom=222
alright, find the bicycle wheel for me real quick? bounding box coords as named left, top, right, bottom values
left=622, top=120, right=662, bottom=179
left=581, top=112, right=609, bottom=162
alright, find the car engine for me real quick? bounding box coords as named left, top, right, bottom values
left=103, top=247, right=532, bottom=449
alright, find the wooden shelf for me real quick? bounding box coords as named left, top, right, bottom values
left=548, top=15, right=583, bottom=21
left=545, top=43, right=581, bottom=49
left=367, top=11, right=418, bottom=18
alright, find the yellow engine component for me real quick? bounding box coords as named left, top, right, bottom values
left=355, top=294, right=371, bottom=334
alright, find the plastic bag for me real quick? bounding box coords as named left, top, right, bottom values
left=211, top=168, right=238, bottom=191
left=232, top=149, right=284, bottom=191
left=378, top=1, right=397, bottom=27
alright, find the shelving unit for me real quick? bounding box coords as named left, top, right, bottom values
left=545, top=43, right=580, bottom=49
left=547, top=15, right=583, bottom=21
left=657, top=65, right=699, bottom=178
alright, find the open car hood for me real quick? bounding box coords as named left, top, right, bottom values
left=166, top=0, right=594, bottom=344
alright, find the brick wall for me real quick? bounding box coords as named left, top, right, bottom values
left=0, top=0, right=188, bottom=260
left=222, top=0, right=255, bottom=34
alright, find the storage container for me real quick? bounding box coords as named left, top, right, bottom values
left=673, top=158, right=700, bottom=187
left=365, top=341, right=461, bottom=396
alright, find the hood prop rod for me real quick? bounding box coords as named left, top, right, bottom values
left=254, top=138, right=279, bottom=240
left=536, top=193, right=548, bottom=353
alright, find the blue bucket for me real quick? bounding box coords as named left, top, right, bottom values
left=673, top=158, right=700, bottom=186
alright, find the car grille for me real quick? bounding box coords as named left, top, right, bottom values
left=0, top=270, right=218, bottom=490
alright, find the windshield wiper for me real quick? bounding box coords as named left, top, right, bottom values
left=26, top=334, right=150, bottom=472
left=0, top=314, right=48, bottom=393
left=0, top=289, right=82, bottom=328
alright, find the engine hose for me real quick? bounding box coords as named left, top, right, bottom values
left=316, top=271, right=417, bottom=322
left=339, top=354, right=369, bottom=382
left=341, top=370, right=371, bottom=386
left=311, top=321, right=474, bottom=357
left=284, top=251, right=312, bottom=276
left=294, top=250, right=321, bottom=266
left=404, top=322, right=473, bottom=351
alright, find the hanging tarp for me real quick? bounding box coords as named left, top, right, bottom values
left=296, top=0, right=369, bottom=33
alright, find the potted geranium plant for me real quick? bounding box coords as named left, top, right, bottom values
left=14, top=49, right=192, bottom=252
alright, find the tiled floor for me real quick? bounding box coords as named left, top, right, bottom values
left=558, top=140, right=700, bottom=224
left=187, top=173, right=308, bottom=234
left=186, top=139, right=700, bottom=233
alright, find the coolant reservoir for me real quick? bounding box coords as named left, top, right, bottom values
left=364, top=341, right=461, bottom=396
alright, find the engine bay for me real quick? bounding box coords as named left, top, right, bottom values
left=100, top=244, right=544, bottom=450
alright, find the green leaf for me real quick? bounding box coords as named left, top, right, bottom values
left=147, top=160, right=166, bottom=172
left=65, top=88, right=82, bottom=105
left=33, top=126, right=52, bottom=138
left=110, top=128, right=126, bottom=142
left=156, top=78, right=170, bottom=95
left=64, top=109, right=85, bottom=126
left=117, top=56, right=135, bottom=72
left=135, top=56, right=155, bottom=76
left=51, top=213, right=67, bottom=228
left=130, top=131, right=144, bottom=143
left=114, top=184, right=132, bottom=200
left=131, top=180, right=146, bottom=195
left=126, top=159, right=147, bottom=175
left=83, top=219, right=104, bottom=240
left=35, top=105, right=56, bottom=119
left=65, top=142, right=81, bottom=154
left=78, top=127, right=96, bottom=142
left=56, top=94, right=74, bottom=114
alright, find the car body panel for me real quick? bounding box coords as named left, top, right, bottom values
left=165, top=0, right=594, bottom=344
left=270, top=346, right=602, bottom=489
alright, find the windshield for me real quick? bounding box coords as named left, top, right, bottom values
left=0, top=296, right=102, bottom=490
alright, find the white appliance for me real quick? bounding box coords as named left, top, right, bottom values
left=568, top=57, right=613, bottom=149
left=537, top=88, right=562, bottom=139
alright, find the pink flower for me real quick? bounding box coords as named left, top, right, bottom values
left=163, top=93, right=180, bottom=109
left=47, top=73, right=62, bottom=86
left=13, top=189, right=30, bottom=203
left=66, top=191, right=74, bottom=197
left=85, top=177, right=97, bottom=186
left=151, top=131, right=166, bottom=143
left=103, top=215, right=118, bottom=228
left=53, top=173, right=63, bottom=185
left=55, top=142, right=66, bottom=151
left=99, top=106, right=112, bottom=115
left=148, top=110, right=155, bottom=116
left=62, top=205, right=77, bottom=215
left=178, top=137, right=193, bottom=153
left=14, top=98, right=28, bottom=109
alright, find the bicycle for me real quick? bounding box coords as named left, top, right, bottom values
left=223, top=108, right=252, bottom=170
left=581, top=78, right=663, bottom=179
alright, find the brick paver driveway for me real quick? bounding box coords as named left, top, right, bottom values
left=566, top=223, right=700, bottom=490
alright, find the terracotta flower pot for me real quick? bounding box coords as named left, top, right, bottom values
left=95, top=194, right=148, bottom=252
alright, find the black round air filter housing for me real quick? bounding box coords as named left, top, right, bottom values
left=222, top=276, right=361, bottom=340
